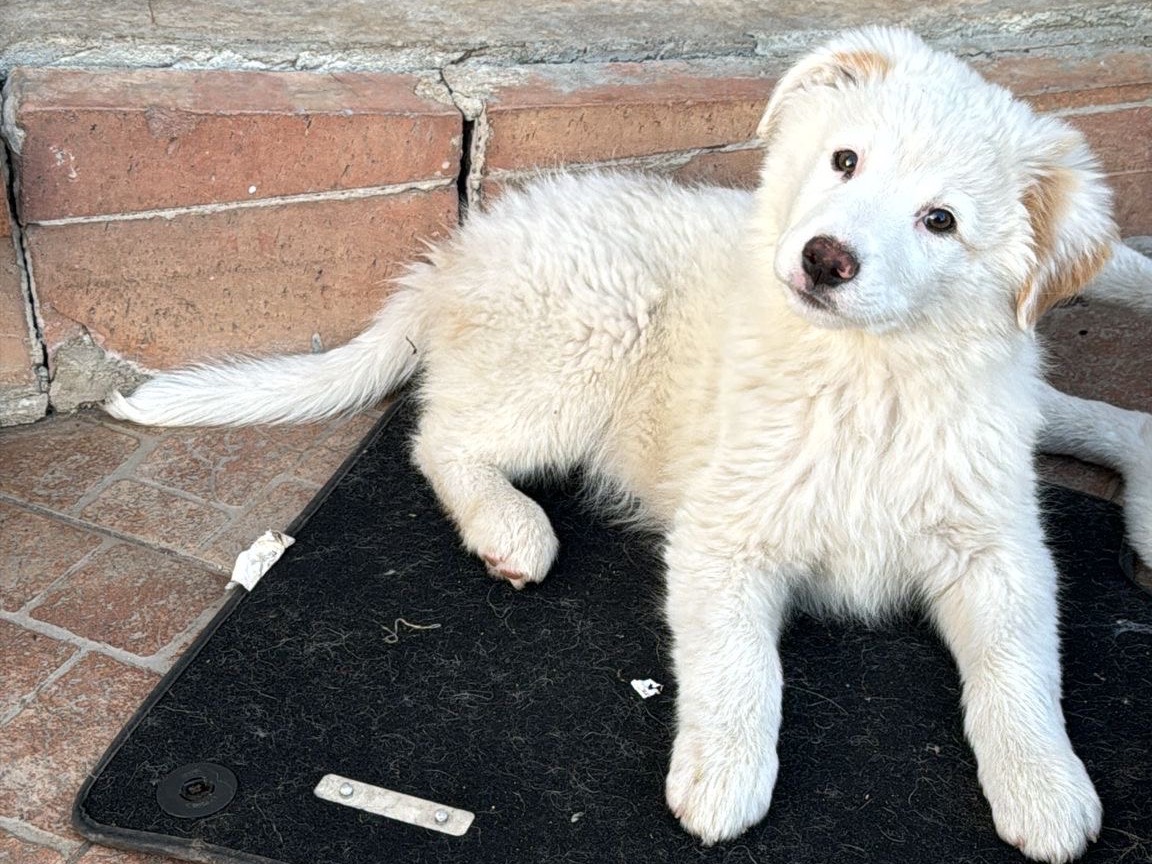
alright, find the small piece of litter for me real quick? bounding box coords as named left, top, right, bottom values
left=228, top=530, right=295, bottom=591
left=630, top=679, right=663, bottom=699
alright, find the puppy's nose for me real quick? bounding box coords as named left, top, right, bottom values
left=801, top=236, right=859, bottom=290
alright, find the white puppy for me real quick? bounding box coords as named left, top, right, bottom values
left=106, top=27, right=1152, bottom=863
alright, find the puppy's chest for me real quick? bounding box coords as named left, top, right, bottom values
left=734, top=386, right=1008, bottom=580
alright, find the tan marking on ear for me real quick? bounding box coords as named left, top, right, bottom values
left=1016, top=168, right=1113, bottom=327
left=831, top=50, right=893, bottom=83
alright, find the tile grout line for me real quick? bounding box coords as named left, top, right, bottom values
left=0, top=610, right=177, bottom=676
left=0, top=645, right=89, bottom=726
left=0, top=816, right=83, bottom=857
left=13, top=535, right=119, bottom=619
left=0, top=492, right=232, bottom=576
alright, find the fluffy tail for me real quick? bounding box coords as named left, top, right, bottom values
left=103, top=289, right=425, bottom=426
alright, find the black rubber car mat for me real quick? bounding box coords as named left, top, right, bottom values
left=74, top=398, right=1152, bottom=864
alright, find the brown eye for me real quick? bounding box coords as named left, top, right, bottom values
left=923, top=208, right=957, bottom=234
left=832, top=149, right=858, bottom=177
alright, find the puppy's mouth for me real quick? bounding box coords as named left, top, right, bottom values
left=792, top=281, right=835, bottom=311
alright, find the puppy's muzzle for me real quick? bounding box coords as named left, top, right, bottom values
left=801, top=236, right=859, bottom=292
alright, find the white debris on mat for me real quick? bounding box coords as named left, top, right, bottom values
left=228, top=530, right=295, bottom=590
left=631, top=679, right=663, bottom=699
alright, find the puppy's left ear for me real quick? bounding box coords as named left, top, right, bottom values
left=1016, top=124, right=1117, bottom=329
left=755, top=41, right=894, bottom=143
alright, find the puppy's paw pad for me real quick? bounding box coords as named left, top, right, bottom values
left=665, top=726, right=777, bottom=845
left=984, top=755, right=1101, bottom=863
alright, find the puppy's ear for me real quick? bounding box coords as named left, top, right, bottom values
left=1015, top=125, right=1117, bottom=329
left=755, top=41, right=894, bottom=143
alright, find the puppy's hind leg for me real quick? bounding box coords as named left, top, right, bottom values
left=412, top=423, right=559, bottom=589
left=1080, top=238, right=1152, bottom=311
left=1038, top=382, right=1152, bottom=566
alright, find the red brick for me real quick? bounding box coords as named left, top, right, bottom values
left=0, top=653, right=158, bottom=837
left=1109, top=172, right=1152, bottom=236
left=671, top=147, right=762, bottom=189
left=9, top=68, right=461, bottom=221
left=1064, top=106, right=1151, bottom=176
left=977, top=50, right=1152, bottom=112
left=0, top=252, right=36, bottom=389
left=460, top=61, right=774, bottom=171
left=31, top=543, right=227, bottom=656
left=25, top=186, right=457, bottom=369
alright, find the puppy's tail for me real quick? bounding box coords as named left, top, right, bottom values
left=103, top=289, right=425, bottom=427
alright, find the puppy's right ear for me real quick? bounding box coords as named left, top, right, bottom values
left=755, top=35, right=897, bottom=143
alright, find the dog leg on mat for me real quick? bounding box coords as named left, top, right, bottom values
left=930, top=536, right=1101, bottom=863
left=663, top=529, right=787, bottom=844
left=1038, top=382, right=1152, bottom=566
left=411, top=434, right=558, bottom=588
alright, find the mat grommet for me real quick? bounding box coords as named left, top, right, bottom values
left=156, top=763, right=237, bottom=819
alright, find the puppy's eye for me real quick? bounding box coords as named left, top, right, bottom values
left=923, top=208, right=956, bottom=234
left=832, top=149, right=858, bottom=177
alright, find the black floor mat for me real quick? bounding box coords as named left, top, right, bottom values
left=75, top=401, right=1152, bottom=864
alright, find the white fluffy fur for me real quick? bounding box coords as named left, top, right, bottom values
left=104, top=28, right=1152, bottom=863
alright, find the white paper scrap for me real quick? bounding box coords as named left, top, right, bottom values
left=631, top=679, right=663, bottom=699
left=228, top=530, right=295, bottom=591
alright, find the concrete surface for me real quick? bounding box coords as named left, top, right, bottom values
left=1, top=0, right=1149, bottom=76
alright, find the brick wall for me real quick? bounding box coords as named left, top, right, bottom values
left=0, top=48, right=1149, bottom=424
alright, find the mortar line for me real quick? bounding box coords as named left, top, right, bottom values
left=483, top=138, right=766, bottom=183
left=30, top=177, right=456, bottom=227
left=0, top=89, right=50, bottom=413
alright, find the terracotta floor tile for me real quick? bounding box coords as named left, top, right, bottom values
left=134, top=423, right=325, bottom=508
left=0, top=622, right=78, bottom=720
left=30, top=543, right=227, bottom=657
left=0, top=832, right=68, bottom=863
left=73, top=843, right=176, bottom=863
left=198, top=479, right=322, bottom=571
left=78, top=480, right=230, bottom=554
left=1041, top=301, right=1152, bottom=412
left=0, top=503, right=104, bottom=612
left=0, top=653, right=159, bottom=837
left=1036, top=455, right=1120, bottom=501
left=291, top=413, right=381, bottom=486
left=0, top=417, right=140, bottom=512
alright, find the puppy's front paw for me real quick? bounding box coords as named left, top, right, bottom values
left=981, top=751, right=1101, bottom=863
left=463, top=492, right=558, bottom=589
left=665, top=722, right=778, bottom=844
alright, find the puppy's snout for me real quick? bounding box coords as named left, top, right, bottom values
left=801, top=236, right=859, bottom=290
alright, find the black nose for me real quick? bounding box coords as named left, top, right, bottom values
left=801, top=236, right=859, bottom=291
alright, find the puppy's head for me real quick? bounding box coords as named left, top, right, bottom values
left=754, top=27, right=1116, bottom=335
